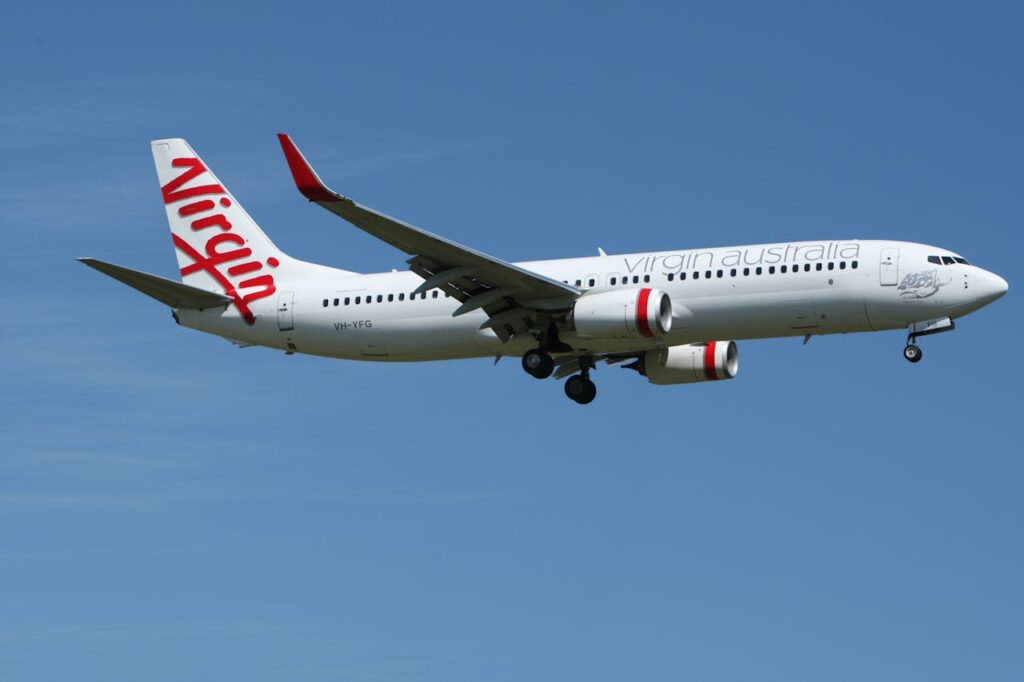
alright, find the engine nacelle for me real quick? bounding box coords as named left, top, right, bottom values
left=639, top=341, right=739, bottom=385
left=572, top=288, right=672, bottom=340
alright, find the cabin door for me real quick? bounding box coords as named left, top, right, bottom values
left=879, top=248, right=900, bottom=286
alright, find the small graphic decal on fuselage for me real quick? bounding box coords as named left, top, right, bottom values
left=898, top=270, right=951, bottom=299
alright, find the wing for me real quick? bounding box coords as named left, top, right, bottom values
left=277, top=134, right=581, bottom=341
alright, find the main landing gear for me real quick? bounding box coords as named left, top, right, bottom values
left=521, top=318, right=571, bottom=380
left=522, top=349, right=555, bottom=378
left=520, top=321, right=595, bottom=404
left=564, top=372, right=597, bottom=404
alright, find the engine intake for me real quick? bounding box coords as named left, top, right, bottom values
left=639, top=341, right=739, bottom=385
left=572, top=288, right=672, bottom=340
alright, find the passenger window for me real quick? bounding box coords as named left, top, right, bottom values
left=588, top=278, right=595, bottom=287
left=575, top=279, right=582, bottom=286
left=398, top=293, right=404, bottom=301
left=666, top=273, right=674, bottom=282
left=322, top=299, right=328, bottom=307
left=376, top=295, right=382, bottom=302
left=633, top=276, right=640, bottom=284
left=743, top=267, right=750, bottom=276
left=355, top=296, right=361, bottom=304
left=610, top=277, right=617, bottom=285
left=839, top=261, right=846, bottom=270
left=705, top=270, right=712, bottom=279
left=828, top=262, right=834, bottom=270
left=421, top=292, right=427, bottom=299
left=769, top=266, right=775, bottom=274
left=643, top=275, right=650, bottom=283
left=756, top=267, right=763, bottom=275
left=928, top=255, right=941, bottom=265
left=816, top=263, right=823, bottom=271
left=852, top=261, right=859, bottom=269
left=693, top=271, right=700, bottom=280
left=781, top=265, right=788, bottom=273
left=730, top=268, right=737, bottom=277
left=333, top=298, right=339, bottom=306
left=344, top=297, right=350, bottom=305
left=941, top=256, right=955, bottom=265
left=680, top=272, right=687, bottom=280
left=388, top=294, right=394, bottom=302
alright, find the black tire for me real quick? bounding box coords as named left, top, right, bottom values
left=522, top=349, right=554, bottom=379
left=564, top=375, right=597, bottom=404
left=903, top=344, right=923, bottom=363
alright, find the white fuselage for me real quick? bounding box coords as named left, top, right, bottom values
left=176, top=239, right=1006, bottom=361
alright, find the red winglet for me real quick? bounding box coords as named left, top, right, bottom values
left=277, top=133, right=341, bottom=203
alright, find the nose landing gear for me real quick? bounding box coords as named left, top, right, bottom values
left=903, top=343, right=923, bottom=363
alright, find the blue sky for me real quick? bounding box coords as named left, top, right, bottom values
left=2, top=2, right=1022, bottom=680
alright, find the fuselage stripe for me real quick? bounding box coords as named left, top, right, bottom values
left=704, top=341, right=718, bottom=380
left=636, top=288, right=653, bottom=337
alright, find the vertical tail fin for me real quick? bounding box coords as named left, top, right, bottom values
left=151, top=138, right=346, bottom=324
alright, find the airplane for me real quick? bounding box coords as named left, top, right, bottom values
left=79, top=135, right=1009, bottom=404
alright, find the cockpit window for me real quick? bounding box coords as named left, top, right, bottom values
left=927, top=255, right=941, bottom=265
left=941, top=256, right=955, bottom=265
left=953, top=257, right=969, bottom=265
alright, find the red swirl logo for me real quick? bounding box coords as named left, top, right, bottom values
left=161, top=158, right=277, bottom=325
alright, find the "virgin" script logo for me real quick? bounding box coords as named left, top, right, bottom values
left=161, top=158, right=277, bottom=325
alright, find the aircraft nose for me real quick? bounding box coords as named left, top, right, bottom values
left=976, top=270, right=1009, bottom=305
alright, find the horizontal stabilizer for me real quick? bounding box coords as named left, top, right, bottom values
left=78, top=258, right=233, bottom=310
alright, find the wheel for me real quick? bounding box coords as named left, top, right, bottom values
left=522, top=349, right=554, bottom=379
left=564, top=375, right=597, bottom=404
left=903, top=344, right=923, bottom=363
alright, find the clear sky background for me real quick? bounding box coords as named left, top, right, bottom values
left=2, top=2, right=1022, bottom=681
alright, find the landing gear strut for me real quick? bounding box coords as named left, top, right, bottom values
left=521, top=318, right=571, bottom=379
left=902, top=318, right=955, bottom=363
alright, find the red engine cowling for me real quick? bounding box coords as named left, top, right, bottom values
left=572, top=288, right=672, bottom=340
left=639, top=341, right=739, bottom=385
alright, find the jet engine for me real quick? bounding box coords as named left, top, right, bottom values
left=572, top=288, right=672, bottom=340
left=634, top=341, right=739, bottom=385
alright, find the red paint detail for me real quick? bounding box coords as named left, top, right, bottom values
left=190, top=214, right=233, bottom=232
left=636, top=288, right=653, bottom=337
left=172, top=233, right=276, bottom=326
left=266, top=257, right=279, bottom=267
left=179, top=199, right=215, bottom=217
left=228, top=261, right=263, bottom=277
left=219, top=198, right=231, bottom=207
left=704, top=341, right=719, bottom=380
left=277, top=133, right=341, bottom=202
left=161, top=158, right=225, bottom=204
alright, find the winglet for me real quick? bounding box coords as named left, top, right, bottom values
left=277, top=133, right=343, bottom=203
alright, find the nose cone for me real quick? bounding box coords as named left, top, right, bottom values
left=976, top=271, right=1009, bottom=306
